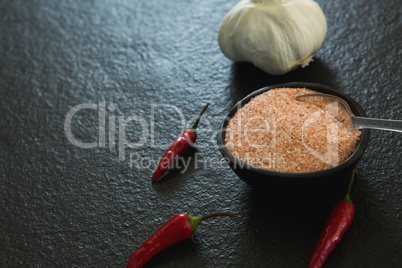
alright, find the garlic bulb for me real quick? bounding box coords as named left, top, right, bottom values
left=218, top=0, right=327, bottom=75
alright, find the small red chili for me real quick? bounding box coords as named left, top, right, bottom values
left=151, top=103, right=210, bottom=182
left=309, top=169, right=357, bottom=268
left=126, top=212, right=238, bottom=268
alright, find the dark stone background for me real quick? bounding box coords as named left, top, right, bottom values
left=0, top=0, right=400, bottom=267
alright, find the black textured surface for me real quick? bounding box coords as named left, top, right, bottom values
left=0, top=0, right=401, bottom=267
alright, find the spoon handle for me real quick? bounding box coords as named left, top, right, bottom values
left=352, top=116, right=402, bottom=132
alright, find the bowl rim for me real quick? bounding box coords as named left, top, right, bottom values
left=217, top=82, right=371, bottom=179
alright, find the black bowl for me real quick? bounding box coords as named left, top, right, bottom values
left=217, top=82, right=370, bottom=202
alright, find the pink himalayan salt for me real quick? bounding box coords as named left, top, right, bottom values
left=225, top=87, right=361, bottom=173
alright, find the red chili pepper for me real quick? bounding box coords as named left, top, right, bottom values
left=151, top=103, right=210, bottom=182
left=309, top=170, right=357, bottom=268
left=126, top=212, right=238, bottom=268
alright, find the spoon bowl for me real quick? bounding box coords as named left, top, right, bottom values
left=296, top=93, right=402, bottom=132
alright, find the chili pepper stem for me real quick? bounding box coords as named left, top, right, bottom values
left=189, top=103, right=210, bottom=133
left=343, top=169, right=358, bottom=203
left=188, top=212, right=239, bottom=232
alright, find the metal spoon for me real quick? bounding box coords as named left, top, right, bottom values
left=296, top=93, right=402, bottom=132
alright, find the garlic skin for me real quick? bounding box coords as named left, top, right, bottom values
left=218, top=0, right=327, bottom=75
